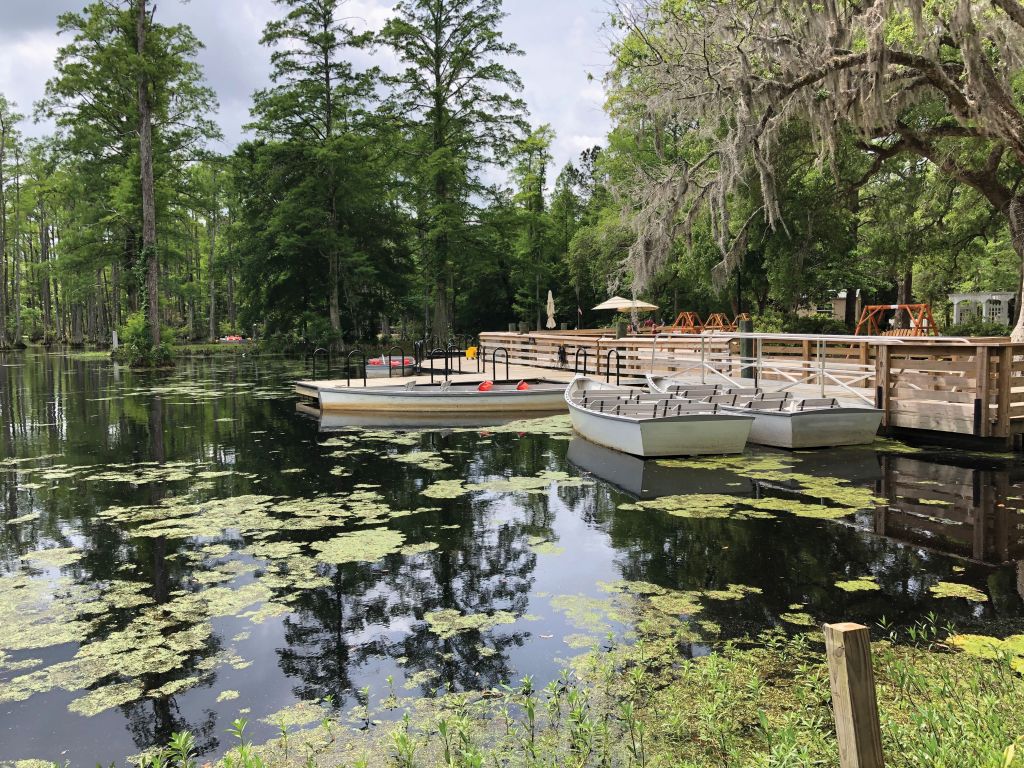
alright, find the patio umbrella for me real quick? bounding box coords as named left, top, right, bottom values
left=546, top=290, right=557, bottom=329
left=591, top=296, right=659, bottom=312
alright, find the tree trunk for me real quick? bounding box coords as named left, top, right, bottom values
left=895, top=269, right=913, bottom=329
left=1009, top=196, right=1024, bottom=342
left=208, top=213, right=217, bottom=343
left=0, top=121, right=7, bottom=348
left=137, top=0, right=159, bottom=347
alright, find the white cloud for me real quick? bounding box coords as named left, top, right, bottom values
left=2, top=0, right=614, bottom=176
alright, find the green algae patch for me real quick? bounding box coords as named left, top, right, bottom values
left=466, top=470, right=591, bottom=495
left=400, top=541, right=440, bottom=556
left=424, top=609, right=516, bottom=640
left=261, top=700, right=329, bottom=729
left=780, top=612, right=816, bottom=627
left=217, top=690, right=241, bottom=702
left=5, top=512, right=40, bottom=525
left=948, top=634, right=1024, bottom=673
left=23, top=547, right=84, bottom=569
left=704, top=584, right=763, bottom=601
left=460, top=414, right=574, bottom=437
left=313, top=528, right=406, bottom=564
left=929, top=581, right=989, bottom=602
left=836, top=576, right=881, bottom=592
left=68, top=681, right=146, bottom=717
left=390, top=451, right=453, bottom=471
left=628, top=494, right=774, bottom=520
left=873, top=438, right=926, bottom=455
left=528, top=536, right=565, bottom=556
left=657, top=454, right=795, bottom=472
left=550, top=594, right=631, bottom=634
left=421, top=479, right=468, bottom=499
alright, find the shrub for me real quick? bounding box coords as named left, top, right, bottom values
left=783, top=315, right=850, bottom=335
left=945, top=319, right=1011, bottom=337
left=112, top=311, right=175, bottom=369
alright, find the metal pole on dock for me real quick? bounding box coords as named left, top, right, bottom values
left=823, top=622, right=885, bottom=768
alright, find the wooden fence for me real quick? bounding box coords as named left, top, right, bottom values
left=478, top=331, right=1024, bottom=445
left=876, top=342, right=1024, bottom=440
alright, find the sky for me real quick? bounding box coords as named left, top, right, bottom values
left=0, top=0, right=613, bottom=177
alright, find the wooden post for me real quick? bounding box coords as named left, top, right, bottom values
left=823, top=622, right=885, bottom=768
left=975, top=346, right=991, bottom=437
left=876, top=345, right=891, bottom=427
left=997, top=345, right=1012, bottom=438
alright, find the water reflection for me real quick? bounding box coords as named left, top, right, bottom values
left=0, top=350, right=1022, bottom=765
left=875, top=454, right=1024, bottom=566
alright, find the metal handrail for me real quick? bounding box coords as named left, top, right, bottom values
left=310, top=347, right=329, bottom=379
left=605, top=349, right=622, bottom=386
left=345, top=349, right=367, bottom=388
left=383, top=346, right=406, bottom=379
left=447, top=344, right=463, bottom=374
left=574, top=347, right=590, bottom=376
left=427, top=347, right=449, bottom=384
left=491, top=347, right=510, bottom=381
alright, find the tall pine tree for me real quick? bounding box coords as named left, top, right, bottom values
left=380, top=0, right=526, bottom=337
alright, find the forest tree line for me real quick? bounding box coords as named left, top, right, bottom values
left=0, top=0, right=1020, bottom=355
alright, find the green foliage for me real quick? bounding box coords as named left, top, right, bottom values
left=946, top=319, right=1011, bottom=338
left=112, top=311, right=173, bottom=368
left=141, top=622, right=1024, bottom=768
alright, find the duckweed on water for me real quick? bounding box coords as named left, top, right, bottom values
left=929, top=581, right=989, bottom=602
left=527, top=536, right=565, bottom=556
left=423, top=609, right=517, bottom=640
left=836, top=576, right=882, bottom=592
left=389, top=451, right=453, bottom=471
left=312, top=528, right=406, bottom=564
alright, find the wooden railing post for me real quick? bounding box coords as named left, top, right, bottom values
left=824, top=622, right=885, bottom=768
left=997, top=345, right=1012, bottom=439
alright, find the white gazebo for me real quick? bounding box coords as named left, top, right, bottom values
left=949, top=292, right=1016, bottom=326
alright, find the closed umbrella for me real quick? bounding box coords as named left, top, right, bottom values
left=546, top=291, right=557, bottom=329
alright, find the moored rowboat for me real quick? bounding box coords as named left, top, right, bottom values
left=644, top=375, right=882, bottom=449
left=318, top=379, right=567, bottom=413
left=565, top=377, right=753, bottom=457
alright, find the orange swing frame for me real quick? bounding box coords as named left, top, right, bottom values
left=854, top=304, right=938, bottom=337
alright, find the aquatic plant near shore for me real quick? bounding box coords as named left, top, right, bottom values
left=133, top=616, right=1024, bottom=768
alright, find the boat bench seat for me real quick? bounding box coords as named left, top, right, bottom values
left=747, top=400, right=787, bottom=411
left=664, top=385, right=720, bottom=396
left=704, top=394, right=738, bottom=406
left=797, top=398, right=839, bottom=410
left=725, top=387, right=762, bottom=396
left=583, top=400, right=719, bottom=417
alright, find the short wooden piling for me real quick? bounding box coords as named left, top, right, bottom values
left=823, top=622, right=885, bottom=768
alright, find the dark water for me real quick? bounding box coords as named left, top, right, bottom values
left=0, top=351, right=1021, bottom=765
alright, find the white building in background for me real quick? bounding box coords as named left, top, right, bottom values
left=949, top=292, right=1016, bottom=326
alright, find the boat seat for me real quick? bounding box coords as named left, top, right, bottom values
left=705, top=394, right=737, bottom=406
left=798, top=398, right=839, bottom=410
left=747, top=400, right=786, bottom=411
left=726, top=387, right=761, bottom=396
left=755, top=391, right=791, bottom=401
left=665, top=384, right=719, bottom=395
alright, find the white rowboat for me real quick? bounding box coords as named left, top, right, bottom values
left=565, top=377, right=753, bottom=457
left=644, top=376, right=882, bottom=449
left=318, top=379, right=567, bottom=413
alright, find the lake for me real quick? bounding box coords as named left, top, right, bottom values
left=1, top=350, right=1022, bottom=765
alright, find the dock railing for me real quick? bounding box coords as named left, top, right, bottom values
left=479, top=330, right=1023, bottom=444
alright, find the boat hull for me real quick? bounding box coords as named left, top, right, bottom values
left=318, top=382, right=567, bottom=413
left=567, top=406, right=752, bottom=457
left=565, top=377, right=752, bottom=458
left=728, top=407, right=882, bottom=449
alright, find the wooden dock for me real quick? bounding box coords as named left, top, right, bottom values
left=293, top=330, right=1024, bottom=449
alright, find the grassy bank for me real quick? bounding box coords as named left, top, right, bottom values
left=132, top=612, right=1024, bottom=768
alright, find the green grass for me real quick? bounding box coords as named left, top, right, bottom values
left=122, top=616, right=1024, bottom=768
